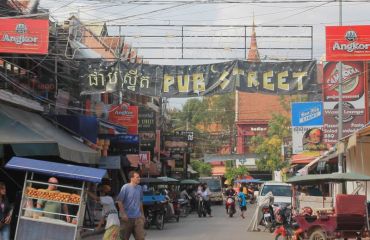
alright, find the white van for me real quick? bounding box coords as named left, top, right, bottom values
left=257, top=181, right=292, bottom=205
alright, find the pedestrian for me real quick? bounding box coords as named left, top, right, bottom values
left=117, top=171, right=145, bottom=240
left=237, top=187, right=247, bottom=219
left=36, top=177, right=70, bottom=222
left=0, top=182, right=13, bottom=240
left=87, top=184, right=121, bottom=240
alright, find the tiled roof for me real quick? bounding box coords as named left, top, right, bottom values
left=237, top=92, right=288, bottom=123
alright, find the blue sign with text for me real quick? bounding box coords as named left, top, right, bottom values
left=291, top=102, right=323, bottom=126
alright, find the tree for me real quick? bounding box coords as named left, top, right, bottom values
left=190, top=160, right=212, bottom=177
left=250, top=95, right=307, bottom=171
left=224, top=165, right=249, bottom=184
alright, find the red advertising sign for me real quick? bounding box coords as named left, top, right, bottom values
left=0, top=18, right=49, bottom=54
left=326, top=25, right=370, bottom=61
left=322, top=61, right=367, bottom=144
left=108, top=103, right=138, bottom=134
left=323, top=62, right=365, bottom=102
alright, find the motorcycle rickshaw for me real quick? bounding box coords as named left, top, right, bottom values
left=284, top=172, right=370, bottom=240
left=157, top=176, right=181, bottom=222
left=141, top=177, right=167, bottom=230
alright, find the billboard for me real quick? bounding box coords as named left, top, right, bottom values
left=0, top=18, right=49, bottom=54
left=291, top=102, right=326, bottom=154
left=291, top=102, right=324, bottom=127
left=326, top=25, right=370, bottom=61
left=108, top=103, right=138, bottom=135
left=322, top=61, right=367, bottom=144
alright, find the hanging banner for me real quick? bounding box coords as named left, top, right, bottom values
left=326, top=25, right=370, bottom=61
left=80, top=60, right=317, bottom=97
left=0, top=18, right=49, bottom=54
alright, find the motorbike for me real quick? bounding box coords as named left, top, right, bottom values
left=260, top=205, right=275, bottom=232
left=143, top=202, right=165, bottom=230
left=163, top=200, right=180, bottom=222
left=273, top=205, right=303, bottom=240
left=178, top=198, right=191, bottom=217
left=225, top=196, right=236, bottom=217
left=197, top=195, right=207, bottom=218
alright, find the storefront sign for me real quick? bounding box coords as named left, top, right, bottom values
left=138, top=107, right=156, bottom=132
left=322, top=61, right=367, bottom=144
left=291, top=102, right=323, bottom=127
left=139, top=151, right=150, bottom=165
left=108, top=103, right=138, bottom=134
left=292, top=126, right=327, bottom=154
left=0, top=18, right=49, bottom=54
left=326, top=25, right=370, bottom=61
left=80, top=60, right=317, bottom=97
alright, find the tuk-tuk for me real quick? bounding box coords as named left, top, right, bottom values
left=285, top=172, right=370, bottom=240
left=140, top=178, right=167, bottom=230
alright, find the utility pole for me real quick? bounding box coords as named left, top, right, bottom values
left=338, top=0, right=343, bottom=173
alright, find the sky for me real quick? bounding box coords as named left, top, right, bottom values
left=40, top=0, right=370, bottom=109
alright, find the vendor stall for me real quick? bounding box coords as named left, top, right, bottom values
left=5, top=157, right=107, bottom=240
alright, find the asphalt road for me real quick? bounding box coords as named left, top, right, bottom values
left=82, top=204, right=273, bottom=240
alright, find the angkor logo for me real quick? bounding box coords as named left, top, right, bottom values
left=15, top=23, right=27, bottom=34
left=345, top=30, right=357, bottom=42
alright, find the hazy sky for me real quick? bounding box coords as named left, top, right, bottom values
left=40, top=0, right=370, bottom=108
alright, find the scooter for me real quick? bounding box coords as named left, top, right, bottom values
left=225, top=196, right=236, bottom=217
left=260, top=205, right=275, bottom=232
left=144, top=202, right=165, bottom=230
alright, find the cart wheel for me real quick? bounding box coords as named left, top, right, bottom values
left=309, top=229, right=326, bottom=240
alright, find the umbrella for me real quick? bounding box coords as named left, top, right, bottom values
left=157, top=176, right=179, bottom=183
left=180, top=179, right=200, bottom=185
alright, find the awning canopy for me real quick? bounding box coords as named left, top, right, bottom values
left=5, top=157, right=106, bottom=183
left=287, top=172, right=370, bottom=185
left=0, top=103, right=100, bottom=164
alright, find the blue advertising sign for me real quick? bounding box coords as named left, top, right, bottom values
left=291, top=102, right=323, bottom=126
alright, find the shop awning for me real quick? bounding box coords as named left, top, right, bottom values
left=0, top=103, right=100, bottom=164
left=5, top=157, right=107, bottom=183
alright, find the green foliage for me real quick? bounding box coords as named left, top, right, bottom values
left=190, top=160, right=212, bottom=177
left=224, top=165, right=249, bottom=184
left=249, top=96, right=295, bottom=171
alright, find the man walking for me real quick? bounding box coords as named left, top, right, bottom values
left=117, top=171, right=145, bottom=240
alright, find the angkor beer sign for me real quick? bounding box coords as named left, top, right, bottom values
left=0, top=18, right=49, bottom=54
left=326, top=25, right=370, bottom=61
left=80, top=60, right=317, bottom=98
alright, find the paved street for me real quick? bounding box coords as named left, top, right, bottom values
left=83, top=204, right=273, bottom=240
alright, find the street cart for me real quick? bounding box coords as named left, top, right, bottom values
left=285, top=172, right=370, bottom=240
left=5, top=157, right=107, bottom=240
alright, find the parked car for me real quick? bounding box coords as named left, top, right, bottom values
left=256, top=181, right=292, bottom=205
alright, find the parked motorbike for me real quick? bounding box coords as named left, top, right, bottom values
left=225, top=196, right=236, bottom=217
left=273, top=205, right=302, bottom=240
left=260, top=205, right=275, bottom=232
left=197, top=195, right=207, bottom=218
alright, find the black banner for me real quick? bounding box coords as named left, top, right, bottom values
left=80, top=60, right=317, bottom=97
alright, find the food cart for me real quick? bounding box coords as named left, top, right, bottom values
left=5, top=157, right=107, bottom=240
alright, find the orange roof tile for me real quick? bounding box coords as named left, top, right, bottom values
left=237, top=92, right=289, bottom=123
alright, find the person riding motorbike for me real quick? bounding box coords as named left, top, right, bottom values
left=197, top=183, right=212, bottom=217
left=224, top=185, right=236, bottom=214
